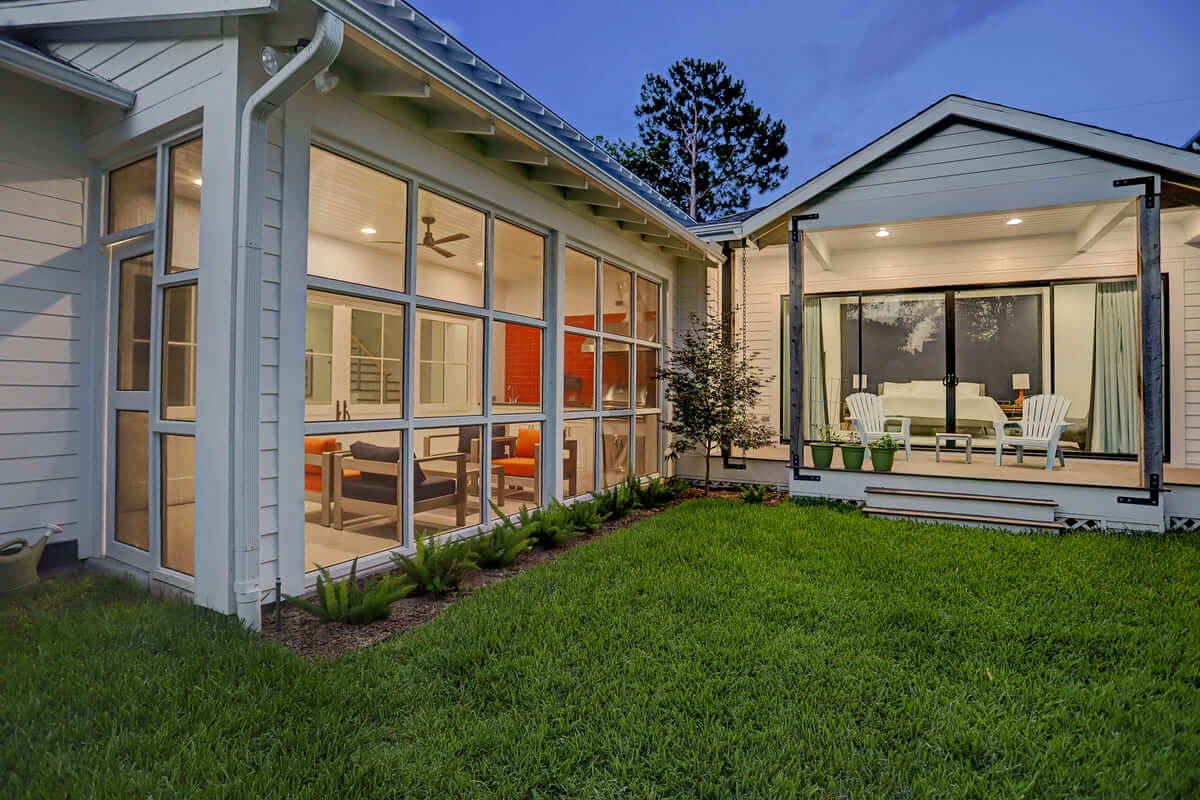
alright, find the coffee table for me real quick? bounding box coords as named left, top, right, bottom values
left=935, top=432, right=973, bottom=463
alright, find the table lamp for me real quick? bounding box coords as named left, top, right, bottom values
left=1012, top=373, right=1030, bottom=405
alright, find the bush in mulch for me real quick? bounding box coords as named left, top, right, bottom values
left=260, top=479, right=692, bottom=659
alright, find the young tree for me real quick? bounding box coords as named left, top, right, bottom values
left=659, top=312, right=775, bottom=494
left=595, top=58, right=788, bottom=222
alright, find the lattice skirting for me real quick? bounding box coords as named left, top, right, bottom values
left=1168, top=516, right=1200, bottom=532
left=1058, top=516, right=1106, bottom=531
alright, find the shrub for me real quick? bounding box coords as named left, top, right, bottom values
left=476, top=505, right=534, bottom=568
left=566, top=498, right=609, bottom=533
left=635, top=476, right=689, bottom=507
left=285, top=558, right=414, bottom=624
left=739, top=484, right=771, bottom=504
left=789, top=496, right=861, bottom=513
left=594, top=480, right=638, bottom=520
left=391, top=534, right=478, bottom=597
left=529, top=500, right=582, bottom=548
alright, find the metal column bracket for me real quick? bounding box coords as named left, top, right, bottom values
left=1113, top=176, right=1157, bottom=208
left=1118, top=474, right=1166, bottom=507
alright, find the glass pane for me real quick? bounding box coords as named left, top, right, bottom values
left=602, top=262, right=632, bottom=337
left=1054, top=282, right=1097, bottom=455
left=306, top=301, right=333, bottom=353
left=167, top=138, right=203, bottom=272
left=117, top=254, right=152, bottom=391
left=413, top=426, right=482, bottom=533
left=161, top=435, right=195, bottom=576
left=114, top=411, right=149, bottom=551
left=161, top=284, right=197, bottom=420
left=564, top=333, right=596, bottom=410
left=308, top=355, right=332, bottom=405
left=307, top=147, right=408, bottom=293
left=351, top=309, right=383, bottom=357
left=415, top=189, right=485, bottom=306
left=793, top=295, right=859, bottom=441
left=381, top=358, right=403, bottom=404
left=108, top=154, right=156, bottom=233
left=636, top=277, right=659, bottom=342
left=416, top=309, right=482, bottom=417
left=494, top=219, right=544, bottom=319
left=305, top=430, right=405, bottom=568
left=636, top=414, right=660, bottom=477
left=856, top=292, right=947, bottom=440
left=601, top=340, right=631, bottom=409
left=305, top=299, right=334, bottom=418
left=350, top=357, right=383, bottom=404
left=955, top=286, right=1047, bottom=442
left=492, top=422, right=542, bottom=515
left=492, top=321, right=542, bottom=413
left=383, top=312, right=405, bottom=360
left=602, top=417, right=630, bottom=487
left=565, top=248, right=597, bottom=329
left=564, top=418, right=595, bottom=498
left=635, top=345, right=658, bottom=409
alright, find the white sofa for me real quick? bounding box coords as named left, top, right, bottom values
left=877, top=380, right=1007, bottom=432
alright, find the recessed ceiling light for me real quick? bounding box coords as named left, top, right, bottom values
left=193, top=178, right=203, bottom=186
left=1006, top=217, right=1023, bottom=225
left=875, top=228, right=890, bottom=238
left=361, top=227, right=377, bottom=235
left=475, top=261, right=484, bottom=267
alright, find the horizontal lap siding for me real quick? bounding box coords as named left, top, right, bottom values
left=0, top=71, right=88, bottom=544
left=260, top=112, right=283, bottom=587
left=1184, top=252, right=1200, bottom=465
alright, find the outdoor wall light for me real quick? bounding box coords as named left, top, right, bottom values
left=260, top=45, right=289, bottom=76
left=313, top=68, right=339, bottom=94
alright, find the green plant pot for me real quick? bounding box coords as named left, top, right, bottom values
left=870, top=448, right=896, bottom=472
left=810, top=443, right=835, bottom=468
left=840, top=445, right=866, bottom=470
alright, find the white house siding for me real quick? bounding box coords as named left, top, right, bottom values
left=1184, top=247, right=1200, bottom=466
left=0, top=70, right=90, bottom=549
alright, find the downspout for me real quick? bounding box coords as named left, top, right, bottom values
left=231, top=12, right=343, bottom=627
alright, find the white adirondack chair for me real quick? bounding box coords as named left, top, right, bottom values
left=992, top=394, right=1071, bottom=470
left=846, top=392, right=912, bottom=461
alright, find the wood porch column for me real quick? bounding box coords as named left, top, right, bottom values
left=788, top=217, right=805, bottom=476
left=1136, top=181, right=1164, bottom=492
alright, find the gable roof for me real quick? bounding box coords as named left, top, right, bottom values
left=726, top=95, right=1200, bottom=242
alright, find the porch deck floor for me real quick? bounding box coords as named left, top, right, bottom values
left=735, top=445, right=1200, bottom=488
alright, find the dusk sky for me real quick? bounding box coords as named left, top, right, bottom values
left=423, top=0, right=1200, bottom=207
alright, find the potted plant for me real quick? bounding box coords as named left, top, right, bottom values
left=839, top=430, right=866, bottom=471
left=869, top=434, right=900, bottom=472
left=810, top=425, right=837, bottom=468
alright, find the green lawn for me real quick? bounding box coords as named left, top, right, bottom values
left=3, top=500, right=1199, bottom=799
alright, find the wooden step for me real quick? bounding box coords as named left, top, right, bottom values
left=866, top=486, right=1057, bottom=507
left=862, top=506, right=1065, bottom=532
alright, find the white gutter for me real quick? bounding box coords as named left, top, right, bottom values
left=312, top=0, right=720, bottom=263
left=230, top=11, right=344, bottom=628
left=0, top=37, right=136, bottom=109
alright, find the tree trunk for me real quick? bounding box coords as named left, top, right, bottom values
left=703, top=443, right=711, bottom=495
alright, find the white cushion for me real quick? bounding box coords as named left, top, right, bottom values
left=956, top=382, right=985, bottom=398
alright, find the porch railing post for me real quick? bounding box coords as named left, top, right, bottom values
left=1137, top=183, right=1164, bottom=493
left=788, top=217, right=805, bottom=477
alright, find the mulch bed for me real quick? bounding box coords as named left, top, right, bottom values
left=258, top=486, right=784, bottom=659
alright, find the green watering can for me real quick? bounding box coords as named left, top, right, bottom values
left=0, top=530, right=50, bottom=595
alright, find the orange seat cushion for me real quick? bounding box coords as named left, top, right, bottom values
left=494, top=457, right=536, bottom=478
left=515, top=428, right=540, bottom=459
left=304, top=437, right=338, bottom=476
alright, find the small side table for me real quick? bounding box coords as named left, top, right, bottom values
left=935, top=432, right=973, bottom=463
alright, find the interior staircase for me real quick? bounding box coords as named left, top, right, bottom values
left=862, top=486, right=1065, bottom=533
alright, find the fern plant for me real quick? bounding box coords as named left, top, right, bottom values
left=476, top=504, right=534, bottom=567
left=391, top=534, right=478, bottom=597
left=635, top=476, right=689, bottom=507
left=739, top=483, right=771, bottom=504
left=529, top=500, right=582, bottom=548
left=566, top=498, right=609, bottom=533
left=285, top=558, right=414, bottom=624
left=595, top=480, right=638, bottom=520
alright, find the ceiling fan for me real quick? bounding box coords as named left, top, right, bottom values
left=419, top=216, right=468, bottom=258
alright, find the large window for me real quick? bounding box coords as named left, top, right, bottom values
left=105, top=134, right=202, bottom=578
left=302, top=145, right=552, bottom=569
left=563, top=249, right=664, bottom=495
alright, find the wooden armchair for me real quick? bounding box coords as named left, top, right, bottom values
left=493, top=430, right=578, bottom=502
left=332, top=441, right=468, bottom=538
